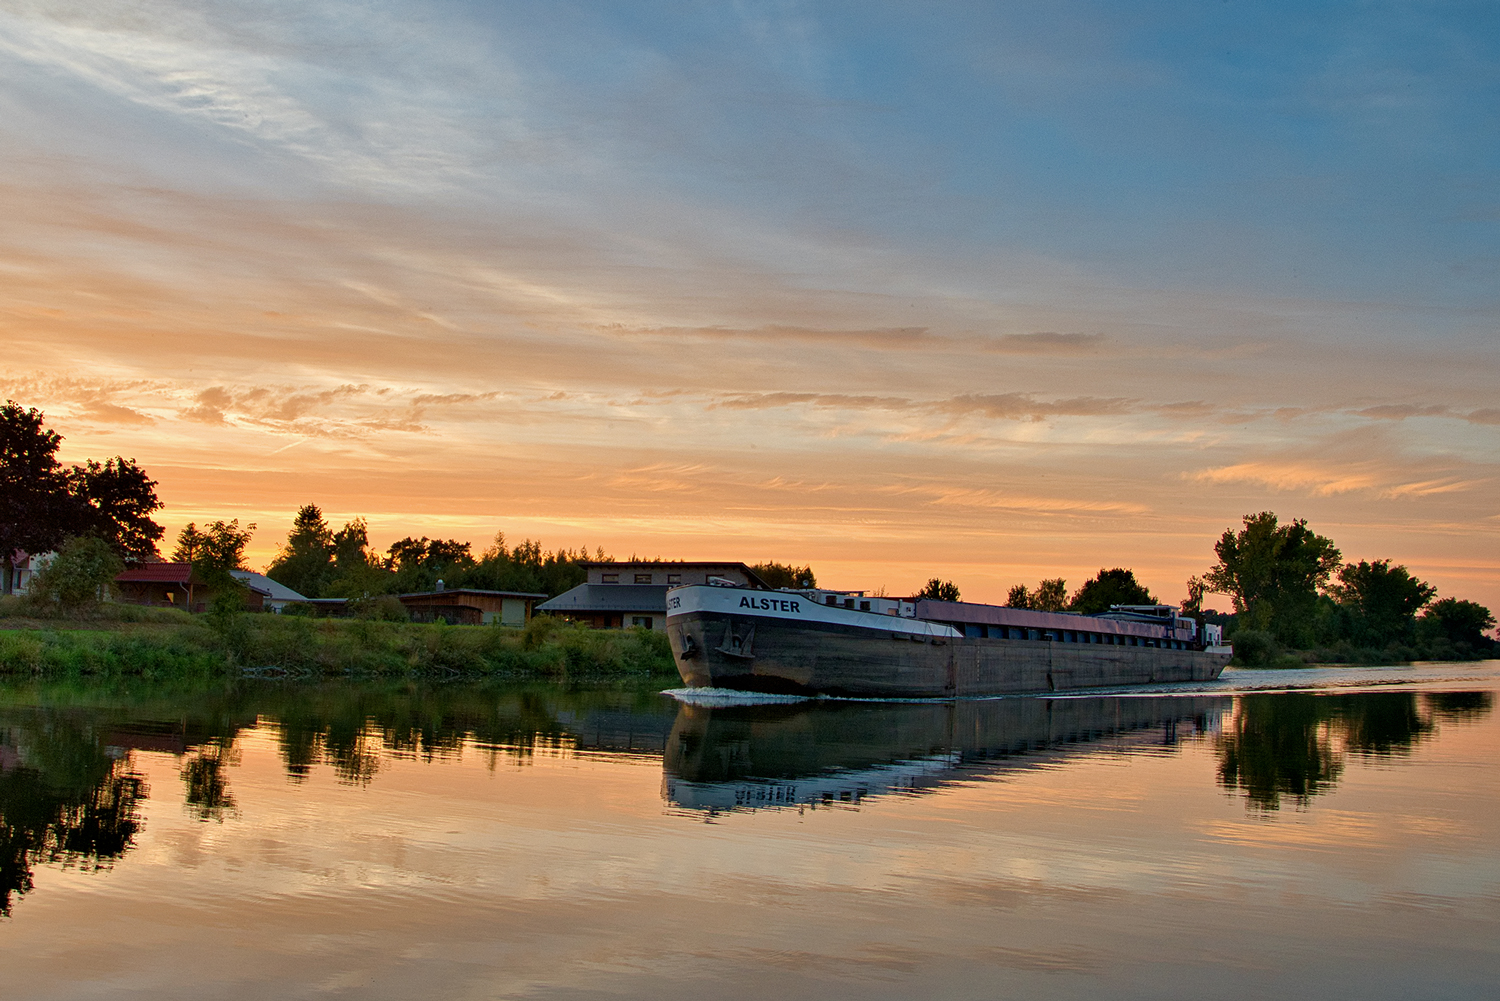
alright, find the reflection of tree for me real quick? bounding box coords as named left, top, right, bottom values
left=1424, top=692, right=1494, bottom=722
left=1218, top=691, right=1492, bottom=811
left=1218, top=695, right=1345, bottom=810
left=181, top=740, right=239, bottom=821
left=0, top=724, right=147, bottom=916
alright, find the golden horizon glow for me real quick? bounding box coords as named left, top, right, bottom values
left=3, top=2, right=1497, bottom=608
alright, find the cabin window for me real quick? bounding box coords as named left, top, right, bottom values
left=859, top=600, right=870, bottom=611
left=602, top=573, right=619, bottom=583
left=634, top=573, right=653, bottom=584
left=826, top=595, right=838, bottom=606
left=843, top=598, right=855, bottom=609
left=666, top=573, right=681, bottom=585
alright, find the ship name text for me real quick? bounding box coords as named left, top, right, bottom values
left=740, top=596, right=801, bottom=613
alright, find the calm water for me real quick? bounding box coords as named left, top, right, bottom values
left=2, top=664, right=1497, bottom=1000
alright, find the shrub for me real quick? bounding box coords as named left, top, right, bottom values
left=1230, top=629, right=1278, bottom=667
left=26, top=536, right=123, bottom=613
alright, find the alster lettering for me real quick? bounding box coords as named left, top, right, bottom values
left=738, top=596, right=801, bottom=613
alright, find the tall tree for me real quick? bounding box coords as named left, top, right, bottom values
left=0, top=401, right=73, bottom=594
left=66, top=457, right=164, bottom=562
left=1328, top=560, right=1435, bottom=647
left=1205, top=512, right=1341, bottom=646
left=265, top=504, right=334, bottom=597
left=1069, top=568, right=1157, bottom=615
left=324, top=517, right=395, bottom=599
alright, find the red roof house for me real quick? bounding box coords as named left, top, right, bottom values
left=114, top=563, right=207, bottom=612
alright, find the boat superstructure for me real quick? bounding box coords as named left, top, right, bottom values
left=665, top=582, right=1229, bottom=697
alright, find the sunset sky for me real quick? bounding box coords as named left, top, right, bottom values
left=3, top=0, right=1497, bottom=607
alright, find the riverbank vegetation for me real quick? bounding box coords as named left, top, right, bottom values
left=0, top=599, right=674, bottom=680
left=1193, top=512, right=1496, bottom=667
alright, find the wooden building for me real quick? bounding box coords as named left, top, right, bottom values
left=397, top=587, right=547, bottom=626
left=114, top=563, right=208, bottom=611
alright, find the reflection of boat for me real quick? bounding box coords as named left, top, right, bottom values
left=662, top=696, right=1224, bottom=812
left=665, top=584, right=1229, bottom=697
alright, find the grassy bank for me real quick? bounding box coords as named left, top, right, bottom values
left=0, top=601, right=675, bottom=680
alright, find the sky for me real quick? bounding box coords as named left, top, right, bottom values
left=2, top=0, right=1497, bottom=607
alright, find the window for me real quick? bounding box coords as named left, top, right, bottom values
left=631, top=616, right=653, bottom=628
left=634, top=573, right=653, bottom=584
left=843, top=598, right=855, bottom=609
left=826, top=595, right=838, bottom=605
left=859, top=600, right=871, bottom=611
left=601, top=572, right=619, bottom=583
left=666, top=573, right=681, bottom=585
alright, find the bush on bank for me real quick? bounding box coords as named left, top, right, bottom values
left=0, top=602, right=675, bottom=680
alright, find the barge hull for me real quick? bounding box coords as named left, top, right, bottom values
left=667, top=609, right=1228, bottom=698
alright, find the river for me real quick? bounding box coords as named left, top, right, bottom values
left=2, top=663, right=1497, bottom=999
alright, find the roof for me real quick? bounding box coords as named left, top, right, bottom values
left=398, top=588, right=548, bottom=600
left=580, top=560, right=771, bottom=588
left=115, top=562, right=196, bottom=584
left=537, top=584, right=670, bottom=614
left=912, top=599, right=1167, bottom=637
left=231, top=571, right=310, bottom=602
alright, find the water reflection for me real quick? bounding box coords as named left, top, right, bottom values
left=0, top=681, right=680, bottom=916
left=662, top=696, right=1223, bottom=814
left=0, top=679, right=1493, bottom=915
left=0, top=711, right=148, bottom=916
left=1216, top=691, right=1494, bottom=810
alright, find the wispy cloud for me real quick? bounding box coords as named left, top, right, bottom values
left=1189, top=462, right=1383, bottom=496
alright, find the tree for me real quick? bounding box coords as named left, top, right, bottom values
left=1069, top=568, right=1156, bottom=615
left=324, top=517, right=395, bottom=599
left=751, top=562, right=817, bottom=589
left=1181, top=575, right=1207, bottom=623
left=1204, top=512, right=1341, bottom=646
left=1417, top=599, right=1496, bottom=651
left=1005, top=578, right=1067, bottom=610
left=1327, top=560, right=1435, bottom=647
left=917, top=578, right=961, bottom=602
left=384, top=536, right=474, bottom=592
left=173, top=520, right=255, bottom=589
left=265, top=504, right=334, bottom=598
left=0, top=401, right=72, bottom=595
left=25, top=536, right=124, bottom=612
left=65, top=457, right=164, bottom=562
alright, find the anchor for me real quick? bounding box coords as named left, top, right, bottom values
left=715, top=620, right=756, bottom=660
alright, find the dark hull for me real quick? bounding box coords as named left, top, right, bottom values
left=667, top=609, right=1229, bottom=697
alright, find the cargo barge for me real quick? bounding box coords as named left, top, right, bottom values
left=665, top=582, right=1230, bottom=697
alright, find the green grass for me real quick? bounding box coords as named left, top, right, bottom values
left=0, top=603, right=676, bottom=681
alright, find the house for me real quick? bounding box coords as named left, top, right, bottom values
left=536, top=561, right=770, bottom=631
left=397, top=586, right=548, bottom=626
left=2, top=551, right=49, bottom=597
left=230, top=571, right=313, bottom=614
left=114, top=563, right=206, bottom=611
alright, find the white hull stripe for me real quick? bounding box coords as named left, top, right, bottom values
left=666, top=585, right=961, bottom=639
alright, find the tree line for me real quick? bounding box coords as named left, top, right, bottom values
left=916, top=513, right=1494, bottom=664
left=262, top=503, right=609, bottom=601
left=1194, top=511, right=1494, bottom=664
left=3, top=403, right=1494, bottom=658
